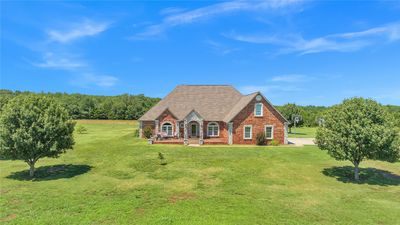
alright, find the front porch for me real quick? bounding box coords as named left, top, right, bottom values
left=153, top=137, right=227, bottom=145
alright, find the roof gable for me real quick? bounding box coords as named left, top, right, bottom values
left=139, top=85, right=288, bottom=123
left=139, top=85, right=242, bottom=121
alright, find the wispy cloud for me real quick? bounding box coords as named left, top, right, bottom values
left=31, top=52, right=87, bottom=69
left=159, top=7, right=186, bottom=15
left=271, top=74, right=309, bottom=82
left=70, top=73, right=118, bottom=88
left=225, top=22, right=400, bottom=54
left=205, top=40, right=240, bottom=55
left=131, top=0, right=302, bottom=39
left=47, top=19, right=110, bottom=43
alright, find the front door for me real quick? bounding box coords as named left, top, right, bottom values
left=191, top=124, right=198, bottom=137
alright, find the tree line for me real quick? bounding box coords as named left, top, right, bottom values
left=0, top=89, right=160, bottom=120
left=1, top=89, right=399, bottom=126
left=276, top=103, right=400, bottom=128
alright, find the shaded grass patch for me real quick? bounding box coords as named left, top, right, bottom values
left=322, top=166, right=400, bottom=186
left=6, top=164, right=91, bottom=181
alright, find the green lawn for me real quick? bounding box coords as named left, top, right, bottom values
left=1, top=121, right=399, bottom=224
left=288, top=127, right=317, bottom=138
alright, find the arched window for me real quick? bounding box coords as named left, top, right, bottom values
left=207, top=122, right=219, bottom=137
left=161, top=122, right=173, bottom=136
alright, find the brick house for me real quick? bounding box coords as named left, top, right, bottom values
left=139, top=85, right=289, bottom=145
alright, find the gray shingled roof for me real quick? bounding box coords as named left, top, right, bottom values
left=139, top=85, right=287, bottom=123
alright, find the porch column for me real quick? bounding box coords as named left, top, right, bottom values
left=155, top=120, right=159, bottom=135
left=183, top=119, right=188, bottom=145
left=228, top=122, right=233, bottom=145
left=176, top=121, right=180, bottom=138
left=139, top=121, right=143, bottom=138
left=199, top=120, right=204, bottom=145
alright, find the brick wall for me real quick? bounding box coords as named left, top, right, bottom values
left=232, top=98, right=285, bottom=144
left=142, top=121, right=155, bottom=136
left=203, top=121, right=228, bottom=139
left=158, top=109, right=177, bottom=135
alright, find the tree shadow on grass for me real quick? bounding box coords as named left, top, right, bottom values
left=322, top=166, right=400, bottom=186
left=6, top=164, right=92, bottom=181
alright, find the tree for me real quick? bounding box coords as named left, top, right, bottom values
left=315, top=98, right=400, bottom=181
left=280, top=103, right=303, bottom=133
left=76, top=125, right=88, bottom=134
left=0, top=95, right=75, bottom=177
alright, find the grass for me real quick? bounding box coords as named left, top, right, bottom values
left=1, top=120, right=399, bottom=224
left=288, top=126, right=317, bottom=138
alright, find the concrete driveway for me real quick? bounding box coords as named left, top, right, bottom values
left=288, top=138, right=315, bottom=146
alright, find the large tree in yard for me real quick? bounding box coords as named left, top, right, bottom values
left=280, top=103, right=303, bottom=133
left=0, top=95, right=75, bottom=177
left=316, top=98, right=400, bottom=181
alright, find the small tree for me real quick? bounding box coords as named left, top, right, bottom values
left=0, top=95, right=75, bottom=177
left=158, top=152, right=167, bottom=165
left=76, top=125, right=88, bottom=134
left=316, top=98, right=400, bottom=181
left=280, top=103, right=303, bottom=133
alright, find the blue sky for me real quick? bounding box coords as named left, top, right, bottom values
left=1, top=0, right=400, bottom=106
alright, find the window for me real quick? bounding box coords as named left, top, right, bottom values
left=265, top=125, right=274, bottom=139
left=161, top=122, right=173, bottom=136
left=244, top=125, right=252, bottom=139
left=255, top=103, right=263, bottom=117
left=207, top=122, right=219, bottom=137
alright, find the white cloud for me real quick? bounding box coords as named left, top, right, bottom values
left=205, top=40, right=240, bottom=55
left=70, top=73, right=118, bottom=88
left=47, top=20, right=110, bottom=43
left=159, top=7, right=186, bottom=15
left=132, top=0, right=302, bottom=39
left=31, top=52, right=86, bottom=69
left=271, top=74, right=309, bottom=82
left=226, top=22, right=400, bottom=54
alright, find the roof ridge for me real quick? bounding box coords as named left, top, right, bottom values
left=178, top=84, right=233, bottom=86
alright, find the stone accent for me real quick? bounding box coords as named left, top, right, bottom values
left=184, top=119, right=188, bottom=145
left=199, top=120, right=204, bottom=145
left=139, top=121, right=143, bottom=138
left=228, top=122, right=233, bottom=145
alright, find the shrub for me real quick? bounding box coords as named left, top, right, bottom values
left=269, top=139, right=280, bottom=146
left=133, top=129, right=139, bottom=138
left=143, top=126, right=153, bottom=139
left=76, top=125, right=88, bottom=134
left=256, top=132, right=266, bottom=145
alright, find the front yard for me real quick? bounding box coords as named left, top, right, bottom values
left=0, top=121, right=399, bottom=224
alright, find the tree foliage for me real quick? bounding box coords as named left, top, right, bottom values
left=0, top=90, right=160, bottom=120
left=315, top=98, right=400, bottom=181
left=278, top=103, right=303, bottom=132
left=0, top=95, right=76, bottom=177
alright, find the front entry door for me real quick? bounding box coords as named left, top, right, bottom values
left=191, top=124, right=198, bottom=137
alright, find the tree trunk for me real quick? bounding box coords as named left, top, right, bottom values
left=29, top=163, right=35, bottom=178
left=354, top=162, right=359, bottom=181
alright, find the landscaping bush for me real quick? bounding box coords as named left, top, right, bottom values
left=256, top=132, right=266, bottom=145
left=143, top=126, right=153, bottom=139
left=269, top=139, right=280, bottom=146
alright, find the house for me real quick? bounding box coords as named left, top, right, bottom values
left=139, top=85, right=289, bottom=145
